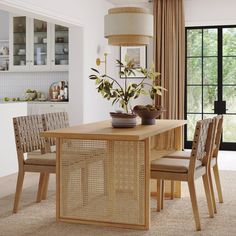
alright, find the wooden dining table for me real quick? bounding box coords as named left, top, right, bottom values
left=42, top=119, right=186, bottom=230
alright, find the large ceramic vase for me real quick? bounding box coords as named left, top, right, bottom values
left=133, top=105, right=164, bottom=125
left=110, top=112, right=137, bottom=128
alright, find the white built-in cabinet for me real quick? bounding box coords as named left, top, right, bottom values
left=27, top=102, right=69, bottom=115
left=9, top=15, right=69, bottom=72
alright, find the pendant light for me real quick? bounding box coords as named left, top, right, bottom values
left=104, top=7, right=153, bottom=46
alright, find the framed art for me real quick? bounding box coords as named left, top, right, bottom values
left=120, top=46, right=147, bottom=78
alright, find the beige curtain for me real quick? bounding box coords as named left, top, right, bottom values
left=153, top=0, right=185, bottom=120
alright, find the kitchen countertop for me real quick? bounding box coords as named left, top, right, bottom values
left=0, top=100, right=69, bottom=104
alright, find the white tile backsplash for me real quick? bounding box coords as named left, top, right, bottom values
left=0, top=71, right=68, bottom=99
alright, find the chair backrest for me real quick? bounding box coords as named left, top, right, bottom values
left=13, top=115, right=48, bottom=165
left=189, top=118, right=215, bottom=173
left=212, top=115, right=223, bottom=158
left=42, top=112, right=69, bottom=146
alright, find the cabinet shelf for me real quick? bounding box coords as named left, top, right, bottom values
left=0, top=55, right=9, bottom=58
left=34, top=43, right=47, bottom=45
left=34, top=31, right=47, bottom=33
left=14, top=43, right=26, bottom=45
left=55, top=53, right=68, bottom=55
left=10, top=15, right=69, bottom=71
left=13, top=31, right=26, bottom=34
left=34, top=53, right=46, bottom=56
left=55, top=42, right=68, bottom=44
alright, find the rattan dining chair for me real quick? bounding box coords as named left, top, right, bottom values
left=13, top=115, right=55, bottom=213
left=151, top=118, right=216, bottom=231
left=162, top=115, right=223, bottom=213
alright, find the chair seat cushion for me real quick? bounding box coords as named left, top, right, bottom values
left=151, top=158, right=202, bottom=173
left=162, top=150, right=217, bottom=166
left=25, top=152, right=56, bottom=166
left=163, top=150, right=191, bottom=159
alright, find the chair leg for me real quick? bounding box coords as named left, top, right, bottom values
left=36, top=173, right=45, bottom=203
left=202, top=174, right=214, bottom=217
left=213, top=164, right=223, bottom=203
left=161, top=180, right=164, bottom=210
left=42, top=173, right=50, bottom=200
left=188, top=179, right=201, bottom=231
left=208, top=169, right=217, bottom=214
left=156, top=179, right=162, bottom=212
left=13, top=171, right=25, bottom=213
left=170, top=181, right=174, bottom=199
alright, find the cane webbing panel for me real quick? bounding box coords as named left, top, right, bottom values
left=59, top=139, right=146, bottom=226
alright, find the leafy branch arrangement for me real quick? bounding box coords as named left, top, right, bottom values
left=89, top=56, right=166, bottom=113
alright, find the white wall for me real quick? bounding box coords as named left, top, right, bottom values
left=0, top=102, right=27, bottom=177
left=185, top=0, right=236, bottom=26
left=0, top=10, right=9, bottom=40
left=0, top=72, right=68, bottom=99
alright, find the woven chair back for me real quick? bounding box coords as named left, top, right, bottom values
left=42, top=112, right=69, bottom=146
left=13, top=115, right=47, bottom=154
left=190, top=118, right=214, bottom=168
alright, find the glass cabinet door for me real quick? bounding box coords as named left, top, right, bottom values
left=13, top=17, right=27, bottom=67
left=33, top=19, right=48, bottom=67
left=54, top=25, right=69, bottom=67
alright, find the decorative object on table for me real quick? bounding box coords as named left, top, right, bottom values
left=49, top=81, right=69, bottom=101
left=120, top=46, right=147, bottom=78
left=133, top=104, right=164, bottom=125
left=110, top=112, right=137, bottom=128
left=104, top=7, right=153, bottom=46
left=89, top=56, right=166, bottom=127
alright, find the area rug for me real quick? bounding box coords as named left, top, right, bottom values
left=0, top=171, right=236, bottom=236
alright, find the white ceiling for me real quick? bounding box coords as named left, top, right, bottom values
left=107, top=0, right=150, bottom=5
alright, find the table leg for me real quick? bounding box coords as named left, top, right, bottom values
left=144, top=138, right=150, bottom=229
left=56, top=138, right=61, bottom=221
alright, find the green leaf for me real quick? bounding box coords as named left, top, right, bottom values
left=91, top=68, right=99, bottom=73
left=95, top=78, right=100, bottom=85
left=89, top=75, right=98, bottom=80
left=116, top=59, right=124, bottom=66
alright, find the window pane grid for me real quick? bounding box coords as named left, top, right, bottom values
left=186, top=26, right=236, bottom=150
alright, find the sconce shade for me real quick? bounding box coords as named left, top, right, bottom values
left=104, top=7, right=153, bottom=46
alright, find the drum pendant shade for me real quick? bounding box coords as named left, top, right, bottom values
left=104, top=7, right=153, bottom=46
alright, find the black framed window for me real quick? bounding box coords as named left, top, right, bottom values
left=185, top=26, right=236, bottom=150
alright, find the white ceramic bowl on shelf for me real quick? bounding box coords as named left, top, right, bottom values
left=59, top=60, right=68, bottom=65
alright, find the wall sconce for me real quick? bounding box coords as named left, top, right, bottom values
left=96, top=46, right=111, bottom=74
left=104, top=7, right=153, bottom=46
